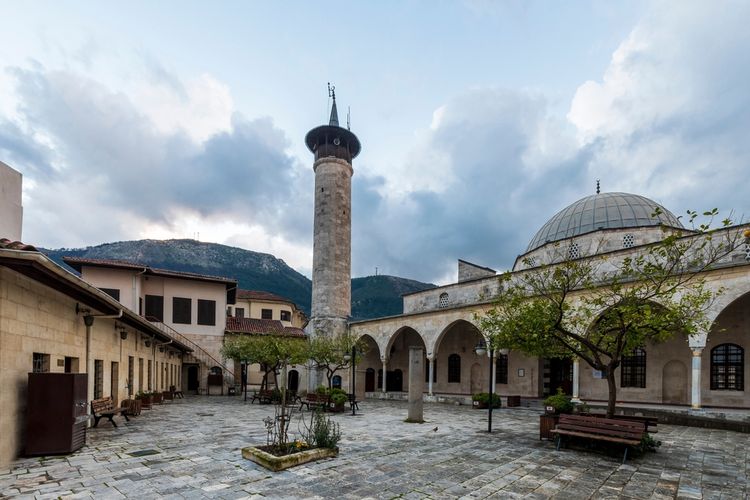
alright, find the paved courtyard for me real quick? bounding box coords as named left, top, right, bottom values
left=1, top=397, right=748, bottom=499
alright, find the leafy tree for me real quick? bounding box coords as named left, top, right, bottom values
left=477, top=209, right=743, bottom=417
left=308, top=334, right=368, bottom=390
left=221, top=334, right=309, bottom=396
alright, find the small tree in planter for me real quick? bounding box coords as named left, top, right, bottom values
left=543, top=388, right=574, bottom=414
left=308, top=334, right=367, bottom=390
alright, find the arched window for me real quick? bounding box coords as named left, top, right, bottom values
left=438, top=293, right=449, bottom=308
left=332, top=375, right=342, bottom=389
left=711, top=343, right=744, bottom=391
left=448, top=354, right=461, bottom=383
left=621, top=347, right=646, bottom=388
left=496, top=354, right=508, bottom=384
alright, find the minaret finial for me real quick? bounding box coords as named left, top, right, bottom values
left=327, top=82, right=339, bottom=127
left=596, top=179, right=600, bottom=194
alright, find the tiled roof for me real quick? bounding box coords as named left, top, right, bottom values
left=63, top=257, right=236, bottom=284
left=0, top=238, right=38, bottom=251
left=236, top=289, right=293, bottom=302
left=225, top=317, right=306, bottom=337
left=283, top=327, right=306, bottom=337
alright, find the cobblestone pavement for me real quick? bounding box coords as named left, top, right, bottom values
left=1, top=397, right=748, bottom=499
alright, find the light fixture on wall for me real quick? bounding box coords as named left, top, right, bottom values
left=159, top=347, right=164, bottom=353
left=119, top=328, right=128, bottom=340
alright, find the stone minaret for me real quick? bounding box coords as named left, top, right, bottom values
left=305, top=86, right=361, bottom=338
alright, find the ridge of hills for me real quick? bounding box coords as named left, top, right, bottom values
left=42, top=239, right=436, bottom=320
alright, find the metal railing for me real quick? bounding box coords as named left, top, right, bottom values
left=145, top=316, right=235, bottom=387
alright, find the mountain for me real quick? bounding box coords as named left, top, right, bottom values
left=350, top=275, right=436, bottom=320
left=42, top=239, right=436, bottom=320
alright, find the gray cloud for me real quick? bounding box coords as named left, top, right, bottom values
left=0, top=64, right=312, bottom=246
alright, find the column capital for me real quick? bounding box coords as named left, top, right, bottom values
left=691, top=347, right=704, bottom=357
left=380, top=356, right=389, bottom=363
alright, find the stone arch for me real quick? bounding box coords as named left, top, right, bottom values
left=433, top=319, right=485, bottom=396
left=702, top=289, right=750, bottom=407
left=357, top=334, right=382, bottom=394
left=383, top=326, right=427, bottom=393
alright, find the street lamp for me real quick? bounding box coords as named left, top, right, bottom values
left=474, top=341, right=493, bottom=432
left=344, top=345, right=358, bottom=416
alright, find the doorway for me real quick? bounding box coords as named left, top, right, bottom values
left=549, top=358, right=573, bottom=395
left=110, top=361, right=119, bottom=404
left=187, top=365, right=199, bottom=391
left=386, top=369, right=403, bottom=392
left=365, top=368, right=375, bottom=392
left=662, top=360, right=688, bottom=404
left=288, top=370, right=299, bottom=392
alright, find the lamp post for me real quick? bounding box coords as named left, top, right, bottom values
left=344, top=345, right=358, bottom=416
left=474, top=341, right=493, bottom=432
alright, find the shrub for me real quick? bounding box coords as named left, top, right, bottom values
left=636, top=433, right=662, bottom=453
left=331, top=393, right=347, bottom=405
left=315, top=386, right=329, bottom=395
left=472, top=393, right=501, bottom=407
left=302, top=411, right=341, bottom=449
left=543, top=387, right=574, bottom=414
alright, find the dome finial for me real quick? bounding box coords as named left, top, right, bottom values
left=327, top=82, right=339, bottom=127
left=596, top=179, right=600, bottom=194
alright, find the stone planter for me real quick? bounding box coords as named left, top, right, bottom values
left=153, top=392, right=164, bottom=405
left=242, top=446, right=338, bottom=472
left=138, top=395, right=153, bottom=410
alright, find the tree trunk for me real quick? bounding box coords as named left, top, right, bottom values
left=605, top=366, right=617, bottom=418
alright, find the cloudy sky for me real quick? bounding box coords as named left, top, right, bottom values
left=1, top=1, right=749, bottom=284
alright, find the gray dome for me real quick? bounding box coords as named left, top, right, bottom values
left=526, top=192, right=683, bottom=253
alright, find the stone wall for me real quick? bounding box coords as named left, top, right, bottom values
left=0, top=267, right=181, bottom=467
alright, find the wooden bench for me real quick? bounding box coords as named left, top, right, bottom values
left=251, top=389, right=275, bottom=404
left=299, top=393, right=330, bottom=411
left=551, top=414, right=646, bottom=464
left=348, top=393, right=360, bottom=410
left=582, top=413, right=658, bottom=433
left=90, top=397, right=129, bottom=428
left=170, top=385, right=184, bottom=399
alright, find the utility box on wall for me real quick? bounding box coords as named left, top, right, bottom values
left=25, top=373, right=88, bottom=456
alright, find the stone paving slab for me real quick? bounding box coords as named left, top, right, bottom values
left=0, top=397, right=748, bottom=499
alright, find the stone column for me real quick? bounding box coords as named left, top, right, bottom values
left=427, top=355, right=435, bottom=396
left=571, top=358, right=581, bottom=403
left=381, top=358, right=388, bottom=394
left=691, top=348, right=703, bottom=409
left=408, top=347, right=424, bottom=422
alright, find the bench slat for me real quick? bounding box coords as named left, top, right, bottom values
left=551, top=429, right=641, bottom=446
left=555, top=423, right=644, bottom=440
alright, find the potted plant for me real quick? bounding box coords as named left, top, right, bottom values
left=136, top=391, right=153, bottom=410
left=330, top=390, right=347, bottom=413
left=539, top=388, right=573, bottom=440
left=152, top=391, right=164, bottom=405
left=472, top=393, right=501, bottom=409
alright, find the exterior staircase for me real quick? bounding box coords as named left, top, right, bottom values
left=146, top=317, right=235, bottom=389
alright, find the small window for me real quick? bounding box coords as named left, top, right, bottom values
left=568, top=242, right=580, bottom=260
left=64, top=356, right=79, bottom=373
left=128, top=356, right=134, bottom=395
left=621, top=347, right=646, bottom=388
left=448, top=354, right=461, bottom=383
left=496, top=354, right=508, bottom=384
left=526, top=257, right=537, bottom=269
left=198, top=299, right=217, bottom=326
left=145, top=295, right=164, bottom=322
left=280, top=310, right=291, bottom=322
left=623, top=233, right=635, bottom=248
left=235, top=307, right=245, bottom=319
left=32, top=352, right=50, bottom=373
left=172, top=297, right=192, bottom=324
left=332, top=375, right=342, bottom=389
left=711, top=343, right=744, bottom=391
left=744, top=242, right=750, bottom=261
left=261, top=308, right=273, bottom=320
left=438, top=293, right=449, bottom=308
left=100, top=288, right=120, bottom=301
left=94, top=360, right=104, bottom=398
